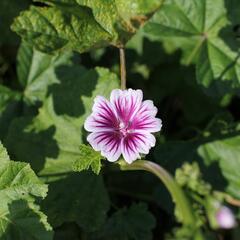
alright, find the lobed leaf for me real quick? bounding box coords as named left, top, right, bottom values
left=198, top=133, right=240, bottom=199
left=17, top=41, right=73, bottom=104
left=94, top=203, right=156, bottom=240
left=11, top=0, right=164, bottom=53
left=12, top=5, right=112, bottom=53
left=0, top=142, right=53, bottom=240
left=144, top=0, right=240, bottom=93
left=73, top=144, right=103, bottom=175
left=42, top=172, right=110, bottom=232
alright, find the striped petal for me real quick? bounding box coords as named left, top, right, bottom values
left=130, top=100, right=162, bottom=132
left=84, top=96, right=118, bottom=132
left=121, top=131, right=156, bottom=164
left=110, top=89, right=143, bottom=123
left=87, top=131, right=122, bottom=162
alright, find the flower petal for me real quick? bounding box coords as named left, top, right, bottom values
left=110, top=89, right=143, bottom=123
left=130, top=100, right=162, bottom=132
left=84, top=96, right=118, bottom=132
left=87, top=131, right=121, bottom=162
left=132, top=131, right=156, bottom=154
left=121, top=131, right=156, bottom=163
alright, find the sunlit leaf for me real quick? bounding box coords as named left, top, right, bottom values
left=145, top=0, right=240, bottom=93
left=12, top=0, right=164, bottom=53
left=73, top=144, right=103, bottom=175
left=198, top=132, right=240, bottom=199
left=17, top=41, right=73, bottom=104
left=0, top=142, right=53, bottom=240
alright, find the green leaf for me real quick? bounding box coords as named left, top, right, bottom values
left=144, top=0, right=240, bottom=92
left=6, top=66, right=119, bottom=174
left=198, top=133, right=240, bottom=199
left=17, top=41, right=73, bottom=104
left=0, top=162, right=48, bottom=202
left=42, top=172, right=110, bottom=232
left=12, top=0, right=163, bottom=53
left=12, top=6, right=111, bottom=53
left=67, top=0, right=163, bottom=37
left=0, top=142, right=53, bottom=239
left=0, top=200, right=52, bottom=240
left=95, top=203, right=156, bottom=240
left=0, top=142, right=9, bottom=163
left=73, top=144, right=103, bottom=175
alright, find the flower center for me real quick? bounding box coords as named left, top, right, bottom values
left=118, top=121, right=132, bottom=136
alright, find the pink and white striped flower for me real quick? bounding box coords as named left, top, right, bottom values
left=84, top=89, right=162, bottom=164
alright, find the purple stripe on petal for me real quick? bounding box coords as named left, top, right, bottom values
left=130, top=100, right=162, bottom=132
left=84, top=96, right=119, bottom=132
left=87, top=131, right=122, bottom=162
left=110, top=89, right=143, bottom=123
left=121, top=134, right=141, bottom=164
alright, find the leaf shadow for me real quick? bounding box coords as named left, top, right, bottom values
left=217, top=0, right=240, bottom=54
left=0, top=100, right=22, bottom=141
left=213, top=27, right=240, bottom=93
left=41, top=171, right=109, bottom=232
left=224, top=0, right=240, bottom=41
left=1, top=199, right=53, bottom=239
left=5, top=117, right=59, bottom=173
left=200, top=77, right=240, bottom=99
left=48, top=65, right=98, bottom=117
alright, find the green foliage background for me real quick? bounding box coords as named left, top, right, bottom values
left=0, top=0, right=240, bottom=239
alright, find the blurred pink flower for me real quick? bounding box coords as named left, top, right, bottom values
left=216, top=206, right=236, bottom=229
left=84, top=89, right=162, bottom=163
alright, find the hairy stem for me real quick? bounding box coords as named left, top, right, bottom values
left=119, top=159, right=204, bottom=239
left=119, top=47, right=126, bottom=90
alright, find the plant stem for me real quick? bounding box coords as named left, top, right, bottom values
left=225, top=194, right=240, bottom=207
left=119, top=47, right=126, bottom=90
left=119, top=160, right=194, bottom=224
left=119, top=159, right=204, bottom=240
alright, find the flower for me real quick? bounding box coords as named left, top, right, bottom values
left=216, top=206, right=236, bottom=229
left=84, top=89, right=162, bottom=163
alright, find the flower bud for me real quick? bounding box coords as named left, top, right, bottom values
left=216, top=206, right=236, bottom=229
